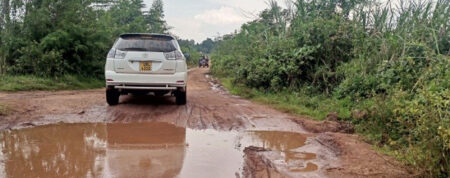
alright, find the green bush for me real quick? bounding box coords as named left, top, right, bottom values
left=0, top=0, right=171, bottom=78
left=393, top=88, right=449, bottom=175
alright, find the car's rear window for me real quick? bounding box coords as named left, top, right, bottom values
left=114, top=36, right=177, bottom=52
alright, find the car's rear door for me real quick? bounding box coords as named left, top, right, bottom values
left=113, top=34, right=177, bottom=74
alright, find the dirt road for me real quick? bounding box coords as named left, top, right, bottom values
left=0, top=68, right=413, bottom=178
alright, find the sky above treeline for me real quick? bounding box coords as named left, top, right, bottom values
left=143, top=0, right=286, bottom=42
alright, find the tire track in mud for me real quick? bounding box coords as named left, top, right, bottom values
left=0, top=68, right=415, bottom=178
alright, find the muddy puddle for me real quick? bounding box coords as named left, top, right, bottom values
left=0, top=122, right=318, bottom=178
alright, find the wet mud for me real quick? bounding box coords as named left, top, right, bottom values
left=0, top=122, right=320, bottom=178
left=0, top=68, right=414, bottom=177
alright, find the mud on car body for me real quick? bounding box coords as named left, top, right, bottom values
left=105, top=33, right=187, bottom=105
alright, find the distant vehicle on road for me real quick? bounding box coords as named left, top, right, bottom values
left=105, top=33, right=187, bottom=105
left=199, top=55, right=209, bottom=68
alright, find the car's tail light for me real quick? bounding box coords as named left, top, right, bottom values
left=107, top=49, right=127, bottom=59
left=107, top=49, right=116, bottom=58
left=114, top=50, right=127, bottom=59
left=164, top=51, right=183, bottom=60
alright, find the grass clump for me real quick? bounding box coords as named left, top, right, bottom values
left=221, top=78, right=351, bottom=120
left=0, top=75, right=104, bottom=92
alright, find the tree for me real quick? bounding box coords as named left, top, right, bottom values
left=196, top=38, right=217, bottom=54
left=146, top=0, right=169, bottom=33
left=0, top=0, right=159, bottom=77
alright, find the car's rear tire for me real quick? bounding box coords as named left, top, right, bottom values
left=106, top=87, right=120, bottom=106
left=175, top=90, right=187, bottom=105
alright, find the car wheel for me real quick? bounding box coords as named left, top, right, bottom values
left=175, top=90, right=187, bottom=105
left=106, top=87, right=120, bottom=106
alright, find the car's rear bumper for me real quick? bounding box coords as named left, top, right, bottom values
left=105, top=71, right=187, bottom=90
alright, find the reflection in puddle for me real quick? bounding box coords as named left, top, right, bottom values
left=243, top=131, right=318, bottom=172
left=105, top=122, right=186, bottom=178
left=179, top=129, right=243, bottom=178
left=0, top=124, right=108, bottom=178
left=291, top=162, right=319, bottom=172
left=245, top=131, right=308, bottom=151
left=0, top=122, right=317, bottom=177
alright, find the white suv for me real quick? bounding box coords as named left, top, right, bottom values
left=105, top=33, right=187, bottom=105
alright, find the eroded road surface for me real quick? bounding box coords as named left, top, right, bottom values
left=0, top=68, right=414, bottom=178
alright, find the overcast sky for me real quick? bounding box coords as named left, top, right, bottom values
left=142, top=0, right=286, bottom=42
left=141, top=0, right=402, bottom=42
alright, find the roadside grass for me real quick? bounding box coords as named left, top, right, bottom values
left=219, top=76, right=446, bottom=175
left=218, top=76, right=424, bottom=172
left=0, top=75, right=104, bottom=92
left=219, top=77, right=352, bottom=120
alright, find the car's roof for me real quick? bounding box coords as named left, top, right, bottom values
left=119, top=33, right=176, bottom=40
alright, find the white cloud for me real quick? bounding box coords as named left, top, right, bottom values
left=168, top=17, right=207, bottom=41
left=210, top=0, right=287, bottom=13
left=144, top=0, right=288, bottom=42
left=194, top=7, right=247, bottom=25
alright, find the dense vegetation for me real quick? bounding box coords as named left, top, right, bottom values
left=178, top=38, right=219, bottom=67
left=0, top=0, right=172, bottom=77
left=196, top=38, right=218, bottom=54
left=211, top=0, right=449, bottom=176
left=0, top=0, right=181, bottom=90
left=178, top=39, right=202, bottom=67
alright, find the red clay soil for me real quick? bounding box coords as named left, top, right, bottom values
left=0, top=68, right=415, bottom=178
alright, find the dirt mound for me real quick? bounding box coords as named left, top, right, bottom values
left=292, top=118, right=354, bottom=134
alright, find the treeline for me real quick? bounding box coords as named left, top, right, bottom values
left=180, top=38, right=218, bottom=54
left=178, top=39, right=202, bottom=66
left=211, top=0, right=449, bottom=176
left=0, top=0, right=169, bottom=77
left=196, top=38, right=218, bottom=54
left=178, top=38, right=218, bottom=66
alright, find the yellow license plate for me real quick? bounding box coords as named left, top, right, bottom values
left=140, top=61, right=152, bottom=71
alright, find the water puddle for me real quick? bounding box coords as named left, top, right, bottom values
left=242, top=131, right=319, bottom=173
left=0, top=122, right=317, bottom=178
